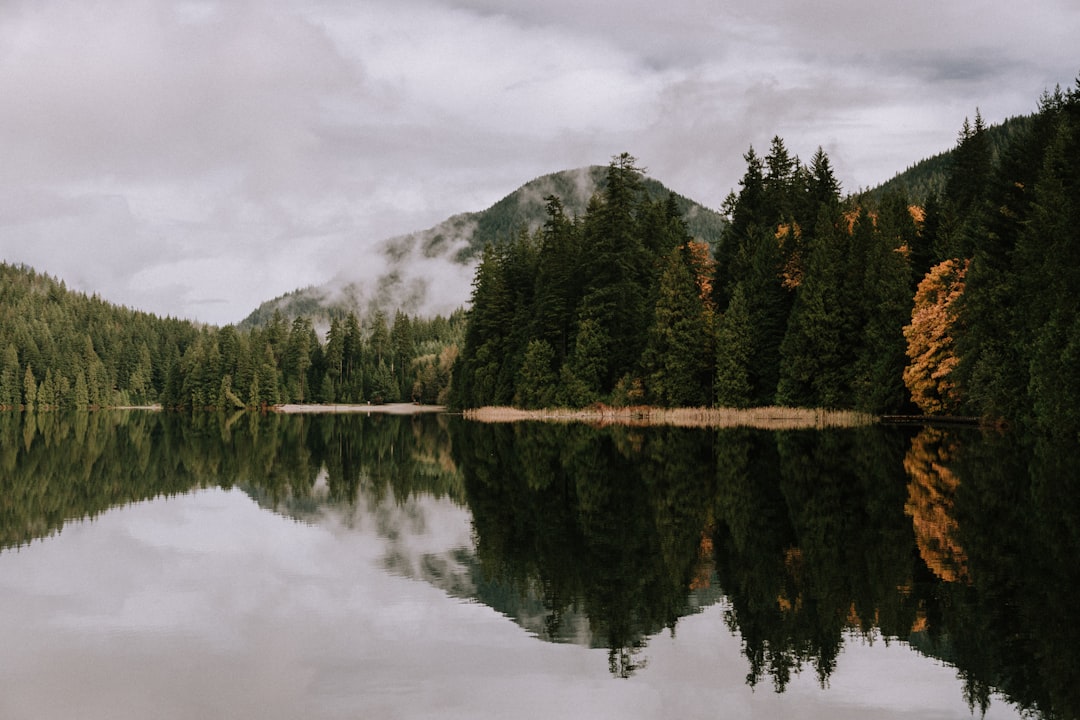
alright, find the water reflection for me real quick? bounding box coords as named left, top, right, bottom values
left=1, top=411, right=1078, bottom=718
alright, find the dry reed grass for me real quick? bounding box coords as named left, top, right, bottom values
left=463, top=405, right=877, bottom=430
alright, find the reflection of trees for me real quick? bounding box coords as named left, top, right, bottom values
left=6, top=409, right=1079, bottom=717
left=714, top=427, right=917, bottom=691
left=903, top=428, right=968, bottom=582
left=0, top=410, right=462, bottom=550
left=923, top=430, right=1080, bottom=719
left=452, top=421, right=719, bottom=677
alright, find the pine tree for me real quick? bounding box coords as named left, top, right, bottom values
left=742, top=226, right=792, bottom=405
left=776, top=206, right=848, bottom=407
left=23, top=365, right=36, bottom=409
left=283, top=317, right=313, bottom=402
left=324, top=317, right=345, bottom=399
left=714, top=283, right=754, bottom=408
left=852, top=199, right=915, bottom=413
left=938, top=111, right=993, bottom=261
left=577, top=154, right=651, bottom=390
left=73, top=370, right=89, bottom=409
left=0, top=345, right=20, bottom=408
left=531, top=195, right=582, bottom=363
left=391, top=311, right=415, bottom=401
left=515, top=339, right=558, bottom=409
left=715, top=147, right=766, bottom=310
left=341, top=313, right=363, bottom=402
left=1019, top=105, right=1080, bottom=436
left=641, top=246, right=712, bottom=406
left=558, top=317, right=608, bottom=407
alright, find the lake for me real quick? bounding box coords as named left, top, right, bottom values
left=1, top=411, right=1076, bottom=720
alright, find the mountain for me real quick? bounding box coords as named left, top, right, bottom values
left=238, top=166, right=727, bottom=330
left=872, top=113, right=1037, bottom=203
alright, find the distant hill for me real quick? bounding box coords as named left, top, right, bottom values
left=238, top=166, right=726, bottom=330
left=872, top=113, right=1037, bottom=203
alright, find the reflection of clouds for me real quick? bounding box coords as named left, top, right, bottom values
left=0, top=487, right=1023, bottom=719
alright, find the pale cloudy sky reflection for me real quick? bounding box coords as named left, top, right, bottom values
left=0, top=488, right=1025, bottom=720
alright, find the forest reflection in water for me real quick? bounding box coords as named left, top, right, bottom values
left=1, top=410, right=1077, bottom=719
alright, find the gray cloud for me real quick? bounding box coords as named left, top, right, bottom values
left=1, top=0, right=1077, bottom=324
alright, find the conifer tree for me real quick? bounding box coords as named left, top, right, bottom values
left=641, top=246, right=712, bottom=406
left=577, top=154, right=651, bottom=389
left=515, top=339, right=558, bottom=409
left=714, top=284, right=754, bottom=408
left=776, top=206, right=848, bottom=407
left=531, top=195, right=582, bottom=362
left=284, top=317, right=313, bottom=402
left=853, top=200, right=915, bottom=413
left=715, top=147, right=766, bottom=310
left=341, top=313, right=363, bottom=402
left=391, top=311, right=415, bottom=401
left=73, top=370, right=89, bottom=409
left=938, top=111, right=992, bottom=261
left=0, top=345, right=20, bottom=408
left=557, top=317, right=608, bottom=407
left=324, top=317, right=345, bottom=399
left=1018, top=105, right=1080, bottom=436
left=23, top=365, right=36, bottom=409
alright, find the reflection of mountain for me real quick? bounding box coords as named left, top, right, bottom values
left=6, top=410, right=1080, bottom=717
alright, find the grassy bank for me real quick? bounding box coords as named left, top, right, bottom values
left=462, top=405, right=877, bottom=430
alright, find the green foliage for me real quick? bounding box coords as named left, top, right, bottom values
left=641, top=246, right=713, bottom=406
left=515, top=339, right=558, bottom=409
left=714, top=284, right=754, bottom=408
left=952, top=79, right=1080, bottom=433
left=454, top=154, right=714, bottom=410
left=0, top=263, right=202, bottom=411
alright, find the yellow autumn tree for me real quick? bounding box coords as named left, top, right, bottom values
left=903, top=259, right=967, bottom=414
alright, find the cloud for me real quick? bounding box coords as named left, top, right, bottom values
left=0, top=0, right=1077, bottom=324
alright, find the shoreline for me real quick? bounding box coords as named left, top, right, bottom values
left=272, top=403, right=447, bottom=415
left=462, top=405, right=877, bottom=430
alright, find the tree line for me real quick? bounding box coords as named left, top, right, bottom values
left=453, top=77, right=1080, bottom=436
left=3, top=76, right=1077, bottom=428
left=0, top=262, right=464, bottom=411
left=452, top=147, right=919, bottom=413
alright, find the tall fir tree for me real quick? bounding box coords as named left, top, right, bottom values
left=641, top=246, right=713, bottom=406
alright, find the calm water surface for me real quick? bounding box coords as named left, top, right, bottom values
left=0, top=411, right=1076, bottom=720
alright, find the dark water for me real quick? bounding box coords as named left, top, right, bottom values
left=1, top=411, right=1077, bottom=720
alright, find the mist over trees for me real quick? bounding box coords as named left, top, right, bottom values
left=452, top=76, right=1080, bottom=438
left=2, top=75, right=1078, bottom=434
left=453, top=146, right=917, bottom=414
left=0, top=262, right=463, bottom=411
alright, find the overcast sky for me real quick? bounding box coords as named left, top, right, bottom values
left=2, top=0, right=1077, bottom=325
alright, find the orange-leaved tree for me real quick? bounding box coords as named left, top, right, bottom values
left=903, top=259, right=968, bottom=414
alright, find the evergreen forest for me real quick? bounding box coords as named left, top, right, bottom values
left=453, top=79, right=1080, bottom=438
left=0, top=262, right=464, bottom=411
left=2, top=77, right=1079, bottom=437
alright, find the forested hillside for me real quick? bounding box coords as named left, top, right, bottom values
left=4, top=76, right=1078, bottom=432
left=0, top=262, right=464, bottom=410
left=0, top=264, right=200, bottom=409
left=454, top=78, right=1080, bottom=437
left=452, top=148, right=916, bottom=413
left=238, top=167, right=726, bottom=331
left=874, top=113, right=1038, bottom=204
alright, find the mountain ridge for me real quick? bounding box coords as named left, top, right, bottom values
left=237, top=165, right=727, bottom=330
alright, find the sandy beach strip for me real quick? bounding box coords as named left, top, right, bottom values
left=273, top=403, right=447, bottom=415
left=462, top=405, right=877, bottom=430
